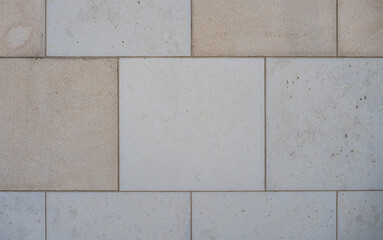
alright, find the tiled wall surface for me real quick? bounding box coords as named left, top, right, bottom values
left=0, top=0, right=382, bottom=239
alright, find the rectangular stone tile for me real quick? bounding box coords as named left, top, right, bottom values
left=0, top=0, right=45, bottom=56
left=0, top=192, right=45, bottom=240
left=267, top=58, right=383, bottom=190
left=47, top=0, right=190, bottom=56
left=193, top=192, right=336, bottom=240
left=339, top=191, right=383, bottom=240
left=339, top=0, right=383, bottom=56
left=0, top=59, right=118, bottom=190
left=120, top=58, right=264, bottom=190
left=192, top=0, right=336, bottom=56
left=47, top=192, right=190, bottom=240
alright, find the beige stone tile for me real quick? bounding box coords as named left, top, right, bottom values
left=339, top=0, right=383, bottom=56
left=0, top=0, right=45, bottom=57
left=0, top=59, right=118, bottom=190
left=192, top=0, right=336, bottom=56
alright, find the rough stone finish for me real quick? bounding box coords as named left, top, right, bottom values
left=0, top=58, right=118, bottom=190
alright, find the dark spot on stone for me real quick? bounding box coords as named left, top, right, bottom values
left=345, top=134, right=347, bottom=138
left=356, top=105, right=358, bottom=109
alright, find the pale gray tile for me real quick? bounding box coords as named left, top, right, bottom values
left=47, top=192, right=190, bottom=240
left=119, top=58, right=264, bottom=190
left=267, top=58, right=383, bottom=190
left=339, top=191, right=383, bottom=240
left=193, top=192, right=336, bottom=240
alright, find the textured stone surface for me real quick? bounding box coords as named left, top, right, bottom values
left=47, top=192, right=190, bottom=240
left=0, top=59, right=118, bottom=190
left=193, top=192, right=336, bottom=240
left=339, top=0, right=383, bottom=56
left=192, top=0, right=336, bottom=56
left=0, top=192, right=45, bottom=240
left=47, top=0, right=190, bottom=56
left=339, top=191, right=383, bottom=240
left=120, top=58, right=264, bottom=190
left=267, top=58, right=383, bottom=190
left=0, top=0, right=45, bottom=56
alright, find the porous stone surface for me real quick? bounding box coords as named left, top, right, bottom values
left=267, top=58, right=383, bottom=190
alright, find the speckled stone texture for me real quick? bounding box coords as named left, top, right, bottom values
left=193, top=192, right=336, bottom=240
left=0, top=58, right=118, bottom=190
left=0, top=192, right=45, bottom=240
left=119, top=58, right=265, bottom=190
left=47, top=0, right=191, bottom=56
left=0, top=0, right=45, bottom=56
left=192, top=0, right=336, bottom=56
left=339, top=191, right=383, bottom=240
left=267, top=58, right=383, bottom=190
left=47, top=192, right=190, bottom=240
left=339, top=0, right=383, bottom=56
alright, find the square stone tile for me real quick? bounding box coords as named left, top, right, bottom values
left=0, top=192, right=45, bottom=240
left=339, top=0, right=383, bottom=56
left=0, top=0, right=45, bottom=56
left=119, top=58, right=264, bottom=190
left=47, top=192, right=190, bottom=239
left=192, top=192, right=336, bottom=240
left=267, top=58, right=383, bottom=190
left=192, top=0, right=336, bottom=56
left=0, top=59, right=118, bottom=190
left=47, top=0, right=190, bottom=56
left=339, top=191, right=383, bottom=240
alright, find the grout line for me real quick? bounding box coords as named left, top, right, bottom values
left=45, top=192, right=47, bottom=240
left=336, top=0, right=339, bottom=56
left=0, top=190, right=382, bottom=192
left=190, top=192, right=193, bottom=240
left=190, top=0, right=193, bottom=56
left=2, top=55, right=383, bottom=59
left=117, top=58, right=120, bottom=192
left=264, top=57, right=267, bottom=191
left=336, top=191, right=339, bottom=240
left=1, top=56, right=383, bottom=59
left=45, top=0, right=47, bottom=57
left=0, top=56, right=382, bottom=59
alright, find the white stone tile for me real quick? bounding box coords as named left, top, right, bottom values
left=339, top=191, right=383, bottom=240
left=47, top=192, right=190, bottom=240
left=119, top=58, right=264, bottom=190
left=47, top=0, right=190, bottom=56
left=0, top=192, right=45, bottom=240
left=192, top=192, right=336, bottom=240
left=267, top=58, right=383, bottom=190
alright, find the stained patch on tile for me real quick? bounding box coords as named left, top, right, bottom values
left=193, top=192, right=336, bottom=240
left=47, top=192, right=190, bottom=239
left=192, top=0, right=336, bottom=56
left=267, top=58, right=383, bottom=190
left=0, top=192, right=45, bottom=240
left=0, top=58, right=118, bottom=190
left=47, top=0, right=191, bottom=56
left=119, top=58, right=264, bottom=190
left=0, top=0, right=45, bottom=56
left=339, top=0, right=383, bottom=56
left=339, top=191, right=383, bottom=240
